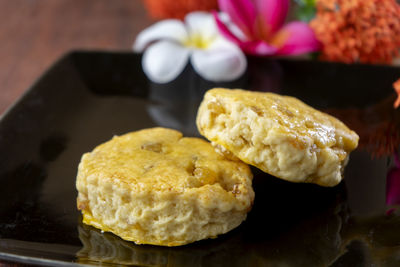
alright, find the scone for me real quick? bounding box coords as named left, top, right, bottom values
left=196, top=88, right=359, bottom=187
left=76, top=127, right=254, bottom=246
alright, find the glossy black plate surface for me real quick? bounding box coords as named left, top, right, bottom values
left=1, top=52, right=400, bottom=266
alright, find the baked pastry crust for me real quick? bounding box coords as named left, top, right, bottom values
left=196, top=88, right=359, bottom=187
left=76, top=127, right=254, bottom=246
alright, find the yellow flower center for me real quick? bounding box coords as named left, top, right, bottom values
left=184, top=34, right=213, bottom=49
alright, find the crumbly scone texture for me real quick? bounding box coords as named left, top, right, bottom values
left=196, top=88, right=359, bottom=187
left=76, top=127, right=254, bottom=246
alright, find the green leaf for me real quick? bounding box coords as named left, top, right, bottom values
left=293, top=0, right=317, bottom=22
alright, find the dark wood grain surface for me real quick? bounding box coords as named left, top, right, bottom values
left=0, top=0, right=152, bottom=265
left=0, top=0, right=153, bottom=116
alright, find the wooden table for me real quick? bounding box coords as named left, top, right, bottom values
left=0, top=0, right=153, bottom=116
left=0, top=1, right=153, bottom=265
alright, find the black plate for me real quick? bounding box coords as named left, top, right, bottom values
left=1, top=52, right=400, bottom=266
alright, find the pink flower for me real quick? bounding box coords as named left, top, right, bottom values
left=387, top=154, right=400, bottom=213
left=214, top=0, right=320, bottom=56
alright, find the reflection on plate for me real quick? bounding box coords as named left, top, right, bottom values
left=77, top=181, right=346, bottom=267
left=0, top=52, right=400, bottom=266
left=76, top=185, right=400, bottom=266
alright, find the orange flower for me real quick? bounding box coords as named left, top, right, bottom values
left=394, top=79, right=400, bottom=109
left=310, top=0, right=400, bottom=64
left=143, top=0, right=218, bottom=20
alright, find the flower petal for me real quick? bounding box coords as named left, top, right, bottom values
left=214, top=12, right=275, bottom=55
left=142, top=40, right=190, bottom=83
left=386, top=155, right=400, bottom=206
left=386, top=173, right=400, bottom=206
left=191, top=38, right=247, bottom=82
left=254, top=0, right=289, bottom=35
left=275, top=22, right=321, bottom=55
left=213, top=11, right=243, bottom=44
left=133, top=20, right=188, bottom=52
left=387, top=170, right=400, bottom=206
left=218, top=0, right=256, bottom=38
left=185, top=11, right=218, bottom=41
left=393, top=78, right=400, bottom=109
left=241, top=40, right=278, bottom=55
left=218, top=12, right=248, bottom=41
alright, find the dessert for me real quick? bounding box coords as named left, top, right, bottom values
left=76, top=127, right=254, bottom=246
left=196, top=88, right=359, bottom=187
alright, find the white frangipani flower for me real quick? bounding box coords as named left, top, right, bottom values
left=133, top=12, right=247, bottom=83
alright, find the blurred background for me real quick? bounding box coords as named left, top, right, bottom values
left=2, top=0, right=398, bottom=115
left=0, top=0, right=154, bottom=115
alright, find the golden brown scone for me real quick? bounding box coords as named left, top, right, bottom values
left=76, top=127, right=254, bottom=246
left=196, top=88, right=359, bottom=187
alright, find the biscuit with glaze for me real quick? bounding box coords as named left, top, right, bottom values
left=76, top=127, right=254, bottom=246
left=196, top=88, right=359, bottom=187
